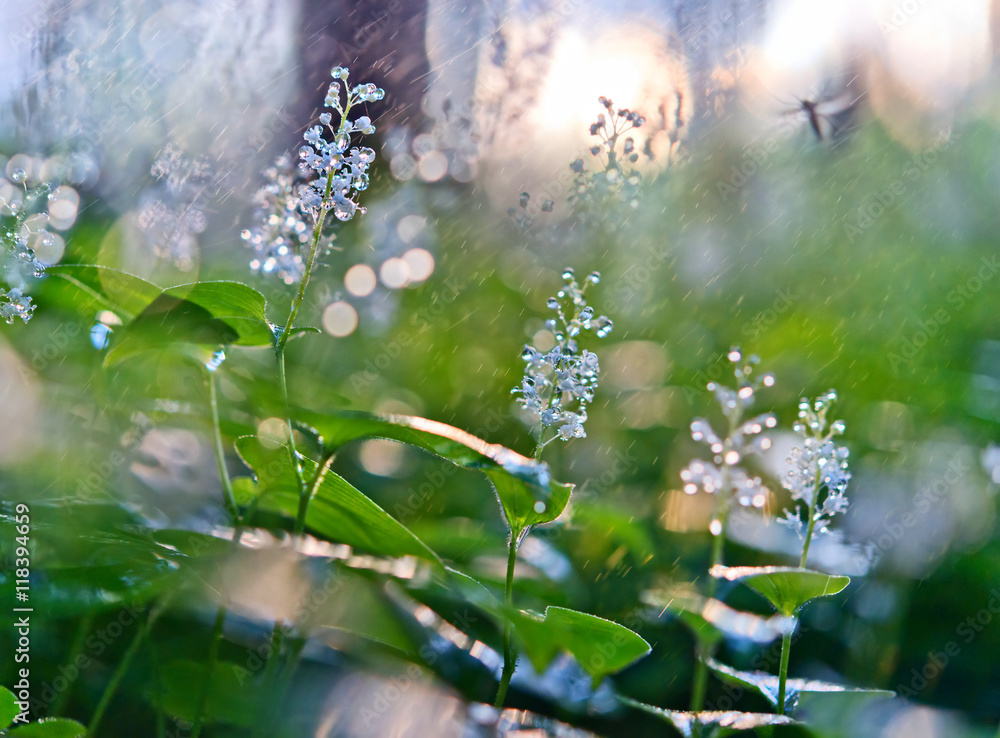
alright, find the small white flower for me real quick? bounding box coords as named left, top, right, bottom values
left=512, top=269, right=611, bottom=447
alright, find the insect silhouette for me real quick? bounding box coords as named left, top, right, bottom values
left=783, top=90, right=866, bottom=142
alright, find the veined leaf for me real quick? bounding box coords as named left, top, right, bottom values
left=619, top=696, right=798, bottom=737
left=508, top=606, right=650, bottom=683
left=710, top=565, right=850, bottom=617
left=298, top=409, right=572, bottom=536
left=642, top=587, right=794, bottom=645
left=105, top=280, right=273, bottom=364
left=707, top=658, right=895, bottom=713
left=47, top=264, right=161, bottom=319
left=235, top=436, right=440, bottom=564
left=411, top=571, right=648, bottom=683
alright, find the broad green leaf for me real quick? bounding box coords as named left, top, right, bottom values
left=0, top=686, right=17, bottom=729
left=152, top=529, right=235, bottom=559
left=312, top=567, right=421, bottom=656
left=410, top=571, right=647, bottom=683
left=619, top=696, right=797, bottom=737
left=509, top=606, right=650, bottom=683
left=710, top=565, right=850, bottom=617
left=236, top=436, right=440, bottom=564
left=484, top=468, right=572, bottom=538
left=4, top=502, right=178, bottom=617
left=297, top=410, right=573, bottom=535
left=47, top=264, right=161, bottom=319
left=9, top=719, right=87, bottom=737
left=707, top=658, right=895, bottom=714
left=642, top=587, right=793, bottom=645
left=105, top=281, right=273, bottom=364
left=155, top=660, right=259, bottom=727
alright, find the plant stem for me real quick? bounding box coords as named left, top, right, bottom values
left=208, top=369, right=240, bottom=523
left=777, top=629, right=793, bottom=715
left=494, top=532, right=520, bottom=708
left=690, top=449, right=733, bottom=712
left=799, top=495, right=817, bottom=568
left=689, top=638, right=712, bottom=713
left=88, top=600, right=166, bottom=737
left=51, top=614, right=93, bottom=716
left=254, top=622, right=288, bottom=738
left=191, top=605, right=227, bottom=738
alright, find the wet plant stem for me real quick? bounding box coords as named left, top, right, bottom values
left=191, top=605, right=227, bottom=738
left=494, top=532, right=520, bottom=708
left=88, top=599, right=168, bottom=737
left=690, top=411, right=737, bottom=712
left=51, top=614, right=93, bottom=716
left=777, top=629, right=793, bottom=715
left=254, top=622, right=288, bottom=738
left=209, top=369, right=240, bottom=523
left=799, top=498, right=817, bottom=568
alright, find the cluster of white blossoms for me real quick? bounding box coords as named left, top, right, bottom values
left=680, top=350, right=778, bottom=513
left=242, top=66, right=383, bottom=283
left=1, top=167, right=57, bottom=324
left=512, top=269, right=612, bottom=446
left=778, top=390, right=851, bottom=540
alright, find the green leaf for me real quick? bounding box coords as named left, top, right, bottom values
left=154, top=660, right=259, bottom=727
left=312, top=566, right=421, bottom=656
left=710, top=565, right=850, bottom=617
left=509, top=606, right=650, bottom=683
left=0, top=685, right=18, bottom=729
left=641, top=587, right=794, bottom=646
left=485, top=468, right=572, bottom=539
left=47, top=264, right=162, bottom=319
left=298, top=410, right=572, bottom=536
left=105, top=281, right=273, bottom=364
left=235, top=436, right=440, bottom=563
left=9, top=719, right=87, bottom=737
left=3, top=502, right=177, bottom=618
left=706, top=658, right=895, bottom=714
left=619, top=696, right=798, bottom=737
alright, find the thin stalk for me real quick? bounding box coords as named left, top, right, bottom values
left=190, top=605, right=227, bottom=738
left=294, top=452, right=332, bottom=538
left=87, top=600, right=167, bottom=737
left=208, top=369, right=240, bottom=523
left=253, top=622, right=288, bottom=738
left=776, top=629, right=793, bottom=715
left=690, top=413, right=737, bottom=712
left=799, top=495, right=818, bottom=568
left=276, top=100, right=351, bottom=354
left=689, top=638, right=712, bottom=714
left=50, top=614, right=93, bottom=716
left=494, top=532, right=520, bottom=708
